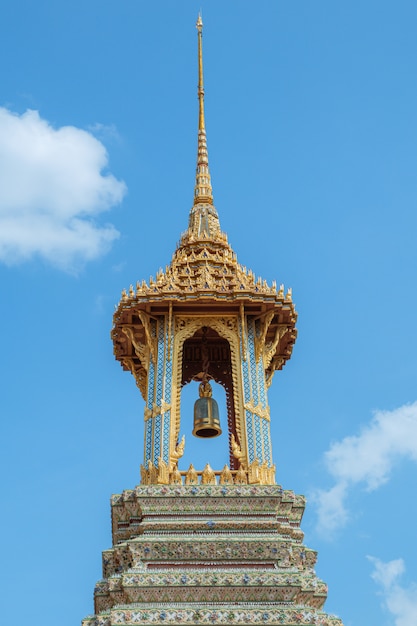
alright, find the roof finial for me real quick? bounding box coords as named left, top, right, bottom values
left=194, top=13, right=213, bottom=206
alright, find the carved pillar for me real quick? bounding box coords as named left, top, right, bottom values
left=143, top=316, right=174, bottom=469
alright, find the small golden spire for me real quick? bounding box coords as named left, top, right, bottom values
left=194, top=13, right=213, bottom=206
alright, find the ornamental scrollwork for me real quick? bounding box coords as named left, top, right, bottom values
left=264, top=325, right=290, bottom=370
left=122, top=326, right=149, bottom=371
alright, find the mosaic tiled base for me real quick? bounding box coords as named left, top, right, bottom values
left=82, top=485, right=343, bottom=626
left=83, top=605, right=343, bottom=626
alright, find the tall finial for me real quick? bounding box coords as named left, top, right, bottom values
left=196, top=13, right=204, bottom=131
left=194, top=13, right=213, bottom=206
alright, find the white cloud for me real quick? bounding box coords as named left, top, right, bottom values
left=311, top=481, right=349, bottom=534
left=368, top=557, right=417, bottom=626
left=312, top=401, right=417, bottom=535
left=0, top=107, right=126, bottom=271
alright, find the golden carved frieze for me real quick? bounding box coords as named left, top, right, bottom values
left=138, top=461, right=276, bottom=486
left=116, top=240, right=295, bottom=305
left=174, top=315, right=238, bottom=336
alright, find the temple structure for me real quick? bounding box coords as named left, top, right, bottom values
left=82, top=17, right=344, bottom=626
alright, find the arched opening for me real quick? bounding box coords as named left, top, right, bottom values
left=180, top=326, right=238, bottom=469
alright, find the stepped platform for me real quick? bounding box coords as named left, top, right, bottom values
left=82, top=485, right=343, bottom=626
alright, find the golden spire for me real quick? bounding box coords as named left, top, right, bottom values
left=193, top=14, right=213, bottom=206
left=185, top=15, right=221, bottom=241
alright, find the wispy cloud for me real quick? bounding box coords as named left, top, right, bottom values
left=88, top=122, right=122, bottom=143
left=311, top=401, right=417, bottom=535
left=368, top=556, right=417, bottom=626
left=0, top=107, right=127, bottom=272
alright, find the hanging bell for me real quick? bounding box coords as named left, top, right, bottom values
left=192, top=380, right=222, bottom=438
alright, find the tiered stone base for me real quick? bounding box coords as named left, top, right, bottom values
left=82, top=485, right=343, bottom=626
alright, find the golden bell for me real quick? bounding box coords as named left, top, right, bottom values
left=192, top=396, right=222, bottom=438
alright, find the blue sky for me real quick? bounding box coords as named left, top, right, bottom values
left=0, top=2, right=416, bottom=625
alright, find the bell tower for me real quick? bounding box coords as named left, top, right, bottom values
left=111, top=15, right=297, bottom=485
left=82, top=16, right=344, bottom=626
